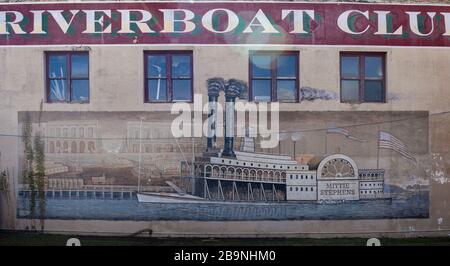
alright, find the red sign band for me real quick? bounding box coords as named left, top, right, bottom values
left=1, top=1, right=450, bottom=46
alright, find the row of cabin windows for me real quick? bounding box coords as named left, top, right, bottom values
left=360, top=190, right=381, bottom=194
left=46, top=51, right=386, bottom=104
left=45, top=127, right=94, bottom=138
left=359, top=173, right=382, bottom=178
left=220, top=159, right=306, bottom=170
left=289, top=187, right=381, bottom=193
left=361, top=183, right=382, bottom=187
left=290, top=174, right=314, bottom=180
left=289, top=186, right=314, bottom=192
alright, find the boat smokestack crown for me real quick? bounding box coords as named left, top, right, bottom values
left=206, top=78, right=225, bottom=151
left=222, top=79, right=247, bottom=158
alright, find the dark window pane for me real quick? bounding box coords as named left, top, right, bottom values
left=341, top=56, right=359, bottom=78
left=147, top=55, right=167, bottom=78
left=172, top=79, right=192, bottom=101
left=252, top=79, right=271, bottom=102
left=276, top=80, right=296, bottom=102
left=148, top=79, right=167, bottom=102
left=341, top=80, right=359, bottom=102
left=364, top=80, right=383, bottom=102
left=48, top=55, right=67, bottom=78
left=251, top=55, right=272, bottom=78
left=71, top=54, right=89, bottom=78
left=72, top=80, right=89, bottom=102
left=365, top=56, right=383, bottom=78
left=49, top=79, right=69, bottom=101
left=172, top=55, right=191, bottom=78
left=277, top=55, right=296, bottom=78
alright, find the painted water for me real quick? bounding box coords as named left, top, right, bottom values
left=16, top=191, right=429, bottom=221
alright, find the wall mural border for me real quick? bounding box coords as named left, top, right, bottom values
left=16, top=110, right=430, bottom=222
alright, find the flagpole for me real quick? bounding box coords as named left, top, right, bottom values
left=376, top=129, right=380, bottom=169
left=293, top=141, right=296, bottom=159
left=325, top=130, right=328, bottom=155
left=278, top=140, right=281, bottom=155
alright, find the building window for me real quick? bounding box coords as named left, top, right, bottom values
left=249, top=51, right=299, bottom=102
left=340, top=52, right=386, bottom=103
left=145, top=51, right=193, bottom=103
left=46, top=52, right=89, bottom=103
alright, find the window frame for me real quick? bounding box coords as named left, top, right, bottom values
left=248, top=50, right=300, bottom=103
left=144, top=50, right=194, bottom=103
left=45, top=51, right=90, bottom=104
left=339, top=52, right=386, bottom=103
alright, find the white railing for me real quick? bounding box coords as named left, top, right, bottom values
left=203, top=165, right=286, bottom=184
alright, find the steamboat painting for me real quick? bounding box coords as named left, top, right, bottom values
left=14, top=78, right=430, bottom=220
left=16, top=103, right=430, bottom=221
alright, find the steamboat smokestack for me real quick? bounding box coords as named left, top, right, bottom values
left=206, top=78, right=224, bottom=152
left=222, top=79, right=246, bottom=158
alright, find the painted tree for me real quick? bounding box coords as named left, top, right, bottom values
left=21, top=110, right=46, bottom=231
left=34, top=132, right=46, bottom=231
left=22, top=112, right=36, bottom=228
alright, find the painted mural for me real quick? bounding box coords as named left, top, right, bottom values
left=16, top=109, right=430, bottom=222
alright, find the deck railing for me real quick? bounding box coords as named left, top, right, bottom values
left=201, top=164, right=286, bottom=184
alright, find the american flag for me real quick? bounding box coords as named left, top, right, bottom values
left=379, top=131, right=417, bottom=163
left=327, top=127, right=367, bottom=142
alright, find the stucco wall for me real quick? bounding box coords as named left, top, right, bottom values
left=1, top=46, right=450, bottom=113
left=0, top=0, right=450, bottom=237
left=0, top=45, right=448, bottom=236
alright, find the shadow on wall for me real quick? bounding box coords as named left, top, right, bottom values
left=299, top=87, right=401, bottom=102
left=300, top=87, right=337, bottom=101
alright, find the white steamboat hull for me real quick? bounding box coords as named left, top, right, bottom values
left=137, top=192, right=208, bottom=203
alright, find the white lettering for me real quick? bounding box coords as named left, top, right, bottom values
left=406, top=11, right=436, bottom=36
left=281, top=9, right=315, bottom=34
left=82, top=10, right=112, bottom=34
left=30, top=10, right=46, bottom=34
left=243, top=9, right=279, bottom=33
left=0, top=11, right=26, bottom=34
left=337, top=10, right=370, bottom=35
left=374, top=11, right=403, bottom=35
left=160, top=9, right=195, bottom=33
left=48, top=10, right=80, bottom=34
left=202, top=8, right=239, bottom=33
left=117, top=9, right=154, bottom=34
left=442, top=12, right=450, bottom=36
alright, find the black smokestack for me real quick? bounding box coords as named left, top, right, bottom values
left=206, top=78, right=225, bottom=151
left=222, top=79, right=247, bottom=158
